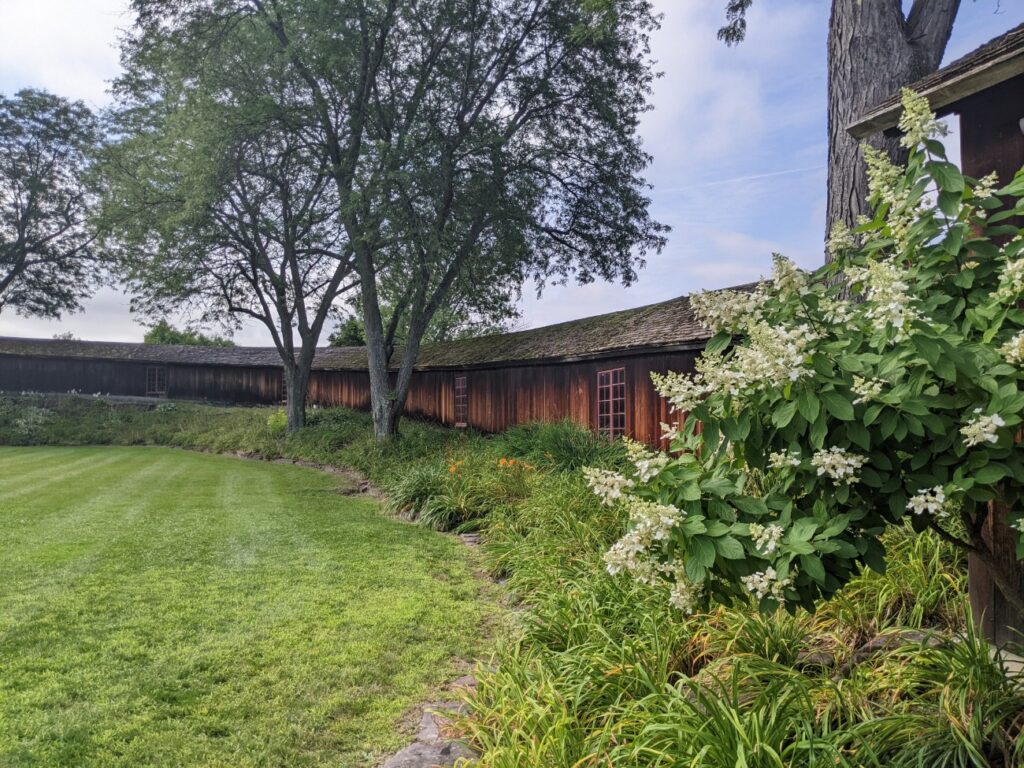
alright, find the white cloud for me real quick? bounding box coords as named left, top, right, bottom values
left=0, top=0, right=127, bottom=106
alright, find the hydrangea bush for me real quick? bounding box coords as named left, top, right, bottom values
left=586, top=90, right=1024, bottom=615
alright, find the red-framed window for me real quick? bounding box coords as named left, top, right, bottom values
left=454, top=375, right=468, bottom=427
left=597, top=367, right=626, bottom=439
left=146, top=366, right=168, bottom=397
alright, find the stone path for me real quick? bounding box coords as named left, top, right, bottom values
left=380, top=676, right=478, bottom=768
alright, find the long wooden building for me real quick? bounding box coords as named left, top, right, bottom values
left=0, top=288, right=719, bottom=446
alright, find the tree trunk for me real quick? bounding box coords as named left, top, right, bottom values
left=826, top=0, right=960, bottom=252
left=283, top=363, right=309, bottom=432
left=356, top=249, right=401, bottom=443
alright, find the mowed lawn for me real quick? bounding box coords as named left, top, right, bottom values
left=0, top=447, right=490, bottom=767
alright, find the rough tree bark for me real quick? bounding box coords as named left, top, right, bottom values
left=826, top=0, right=961, bottom=249
left=284, top=363, right=310, bottom=433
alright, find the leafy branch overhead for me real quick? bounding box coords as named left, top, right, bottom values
left=0, top=90, right=102, bottom=319
left=588, top=91, right=1024, bottom=616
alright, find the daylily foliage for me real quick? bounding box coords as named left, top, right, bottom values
left=587, top=90, right=1024, bottom=615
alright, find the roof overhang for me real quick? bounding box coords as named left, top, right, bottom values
left=848, top=46, right=1024, bottom=139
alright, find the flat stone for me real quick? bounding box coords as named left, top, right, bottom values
left=417, top=702, right=464, bottom=742
left=451, top=675, right=477, bottom=690
left=794, top=649, right=835, bottom=670
left=379, top=740, right=475, bottom=768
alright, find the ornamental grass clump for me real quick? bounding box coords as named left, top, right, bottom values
left=591, top=88, right=1024, bottom=616
left=464, top=448, right=1007, bottom=767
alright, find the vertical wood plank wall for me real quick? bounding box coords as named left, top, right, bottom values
left=0, top=356, right=284, bottom=405
left=1, top=349, right=699, bottom=446
left=956, top=74, right=1024, bottom=646
left=308, top=350, right=698, bottom=446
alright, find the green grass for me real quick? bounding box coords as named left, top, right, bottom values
left=0, top=446, right=492, bottom=767
left=0, top=395, right=621, bottom=532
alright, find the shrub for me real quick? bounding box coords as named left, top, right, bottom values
left=500, top=420, right=626, bottom=472
left=12, top=405, right=53, bottom=442
left=460, top=433, right=1002, bottom=768
left=383, top=462, right=449, bottom=520
left=266, top=408, right=287, bottom=436
left=413, top=456, right=538, bottom=532
left=594, top=89, right=1024, bottom=617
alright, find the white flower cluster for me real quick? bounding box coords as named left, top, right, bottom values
left=863, top=145, right=923, bottom=250
left=1015, top=518, right=1024, bottom=535
left=583, top=467, right=634, bottom=506
left=826, top=221, right=857, bottom=259
left=992, top=258, right=1024, bottom=303
left=604, top=533, right=649, bottom=579
left=974, top=171, right=999, bottom=200
left=654, top=322, right=819, bottom=412
left=711, top=322, right=818, bottom=390
left=624, top=438, right=670, bottom=482
left=1001, top=332, right=1024, bottom=366
left=846, top=258, right=918, bottom=339
left=628, top=498, right=681, bottom=543
left=961, top=410, right=1005, bottom=448
left=864, top=144, right=903, bottom=203
left=768, top=450, right=801, bottom=470
left=811, top=446, right=867, bottom=485
left=771, top=254, right=807, bottom=298
left=662, top=562, right=702, bottom=614
left=660, top=421, right=681, bottom=442
left=820, top=296, right=854, bottom=325
left=852, top=375, right=885, bottom=404
left=691, top=286, right=765, bottom=334
left=741, top=567, right=792, bottom=601
left=603, top=499, right=682, bottom=581
left=897, top=88, right=948, bottom=148
left=906, top=486, right=948, bottom=519
left=651, top=370, right=708, bottom=414
left=749, top=522, right=784, bottom=555
left=741, top=322, right=817, bottom=383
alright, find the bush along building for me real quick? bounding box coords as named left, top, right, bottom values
left=0, top=287, right=726, bottom=447
left=852, top=22, right=1024, bottom=647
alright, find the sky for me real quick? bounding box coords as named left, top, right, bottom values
left=1, top=0, right=1022, bottom=345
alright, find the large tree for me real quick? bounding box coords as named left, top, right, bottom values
left=720, top=0, right=963, bottom=250
left=124, top=0, right=667, bottom=441
left=143, top=320, right=235, bottom=347
left=101, top=54, right=355, bottom=430
left=0, top=90, right=102, bottom=318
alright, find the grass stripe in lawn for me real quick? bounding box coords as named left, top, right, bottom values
left=0, top=446, right=492, bottom=767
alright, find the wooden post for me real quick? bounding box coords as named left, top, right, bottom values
left=956, top=74, right=1024, bottom=644
left=969, top=505, right=1024, bottom=646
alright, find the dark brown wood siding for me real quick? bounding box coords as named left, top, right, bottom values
left=308, top=350, right=698, bottom=446
left=0, top=355, right=284, bottom=405
left=955, top=75, right=1024, bottom=646
left=956, top=74, right=1024, bottom=200
left=1, top=349, right=698, bottom=445
left=956, top=74, right=1024, bottom=188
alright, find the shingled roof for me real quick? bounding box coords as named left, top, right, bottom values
left=0, top=336, right=373, bottom=369
left=848, top=22, right=1024, bottom=139
left=0, top=286, right=728, bottom=372
left=410, top=289, right=718, bottom=369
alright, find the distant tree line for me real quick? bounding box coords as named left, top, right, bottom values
left=143, top=321, right=234, bottom=347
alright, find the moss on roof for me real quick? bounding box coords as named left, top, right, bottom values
left=0, top=285, right=735, bottom=371
left=410, top=290, right=717, bottom=369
